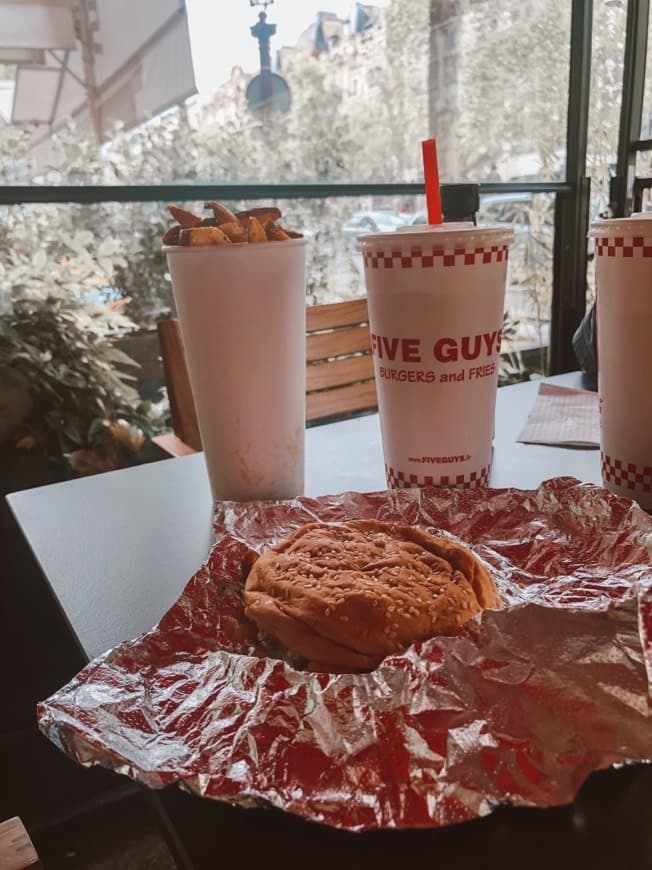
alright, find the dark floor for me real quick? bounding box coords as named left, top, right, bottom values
left=29, top=795, right=176, bottom=870
left=1, top=449, right=176, bottom=869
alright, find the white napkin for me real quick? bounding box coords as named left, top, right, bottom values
left=517, top=382, right=599, bottom=448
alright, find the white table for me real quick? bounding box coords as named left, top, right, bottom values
left=8, top=372, right=598, bottom=662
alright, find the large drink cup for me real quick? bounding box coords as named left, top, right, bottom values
left=588, top=215, right=652, bottom=510
left=358, top=224, right=514, bottom=490
left=164, top=239, right=307, bottom=502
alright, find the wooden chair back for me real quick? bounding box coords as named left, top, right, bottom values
left=153, top=298, right=377, bottom=457
left=157, top=319, right=203, bottom=453
left=306, top=297, right=376, bottom=421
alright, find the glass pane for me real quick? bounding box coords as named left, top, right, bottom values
left=478, top=192, right=554, bottom=377
left=1, top=0, right=570, bottom=186
left=587, top=0, right=628, bottom=218
left=634, top=178, right=652, bottom=210
left=448, top=2, right=571, bottom=182
left=1, top=193, right=550, bottom=405
left=0, top=196, right=424, bottom=325
left=585, top=0, right=628, bottom=307
left=636, top=148, right=652, bottom=177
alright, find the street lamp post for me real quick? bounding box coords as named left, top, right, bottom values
left=250, top=0, right=276, bottom=73
left=246, top=0, right=291, bottom=116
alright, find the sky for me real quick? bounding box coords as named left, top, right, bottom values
left=185, top=0, right=390, bottom=99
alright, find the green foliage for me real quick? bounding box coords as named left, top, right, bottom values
left=0, top=227, right=166, bottom=458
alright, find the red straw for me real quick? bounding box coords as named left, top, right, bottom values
left=421, top=138, right=442, bottom=225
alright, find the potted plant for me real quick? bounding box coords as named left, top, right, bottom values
left=0, top=230, right=167, bottom=482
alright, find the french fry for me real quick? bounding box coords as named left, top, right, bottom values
left=266, top=221, right=291, bottom=241
left=168, top=205, right=202, bottom=227
left=162, top=224, right=182, bottom=245
left=219, top=221, right=248, bottom=243
left=180, top=226, right=232, bottom=247
left=235, top=207, right=281, bottom=227
left=245, top=216, right=267, bottom=243
left=164, top=200, right=298, bottom=244
left=204, top=201, right=238, bottom=225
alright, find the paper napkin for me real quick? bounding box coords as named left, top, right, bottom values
left=517, top=382, right=599, bottom=448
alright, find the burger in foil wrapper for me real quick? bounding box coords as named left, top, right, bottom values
left=38, top=478, right=652, bottom=831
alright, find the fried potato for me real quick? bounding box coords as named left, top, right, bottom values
left=219, top=221, right=248, bottom=243
left=162, top=224, right=182, bottom=245
left=167, top=205, right=202, bottom=227
left=204, top=201, right=238, bottom=225
left=235, top=207, right=282, bottom=227
left=244, top=216, right=267, bottom=243
left=180, top=226, right=232, bottom=247
left=165, top=200, right=299, bottom=245
left=266, top=221, right=291, bottom=241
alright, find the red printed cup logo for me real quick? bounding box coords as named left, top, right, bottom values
left=363, top=244, right=509, bottom=269
left=385, top=464, right=490, bottom=490
left=372, top=329, right=502, bottom=383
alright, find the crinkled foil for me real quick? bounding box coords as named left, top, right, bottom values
left=38, top=478, right=652, bottom=832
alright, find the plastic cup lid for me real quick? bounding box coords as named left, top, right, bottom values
left=588, top=212, right=652, bottom=237
left=395, top=222, right=476, bottom=233
left=357, top=222, right=515, bottom=249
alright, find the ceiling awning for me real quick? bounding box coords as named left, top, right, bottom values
left=0, top=48, right=46, bottom=63
left=0, top=1, right=76, bottom=50
left=2, top=0, right=196, bottom=142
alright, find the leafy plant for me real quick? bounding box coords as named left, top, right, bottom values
left=0, top=230, right=166, bottom=472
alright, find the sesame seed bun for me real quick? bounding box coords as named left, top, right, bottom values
left=243, top=520, right=500, bottom=673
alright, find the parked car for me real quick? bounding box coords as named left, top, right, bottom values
left=477, top=192, right=534, bottom=231
left=342, top=211, right=407, bottom=239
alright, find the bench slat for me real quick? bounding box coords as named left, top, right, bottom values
left=307, top=323, right=372, bottom=362
left=306, top=380, right=378, bottom=422
left=306, top=298, right=369, bottom=332
left=306, top=353, right=375, bottom=392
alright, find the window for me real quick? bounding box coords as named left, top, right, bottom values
left=1, top=0, right=641, bottom=377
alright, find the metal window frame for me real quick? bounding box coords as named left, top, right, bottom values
left=0, top=1, right=596, bottom=373
left=0, top=181, right=570, bottom=205
left=549, top=0, right=592, bottom=374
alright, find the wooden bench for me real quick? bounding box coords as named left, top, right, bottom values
left=152, top=297, right=377, bottom=457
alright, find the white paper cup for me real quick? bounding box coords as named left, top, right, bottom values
left=358, top=224, right=514, bottom=490
left=165, top=240, right=307, bottom=502
left=588, top=216, right=652, bottom=510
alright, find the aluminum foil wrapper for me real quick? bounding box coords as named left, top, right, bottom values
left=38, top=477, right=652, bottom=832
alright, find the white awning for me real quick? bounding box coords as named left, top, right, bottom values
left=0, top=2, right=76, bottom=49
left=3, top=0, right=196, bottom=141
left=11, top=65, right=61, bottom=122
left=0, top=48, right=45, bottom=63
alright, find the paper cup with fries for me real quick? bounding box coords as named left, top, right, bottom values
left=163, top=201, right=307, bottom=503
